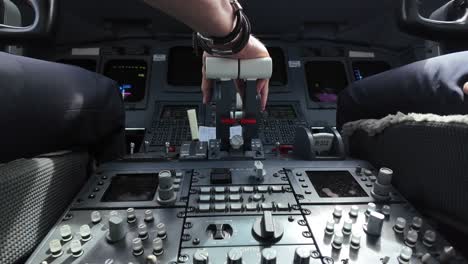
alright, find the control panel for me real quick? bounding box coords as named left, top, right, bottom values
left=26, top=161, right=467, bottom=264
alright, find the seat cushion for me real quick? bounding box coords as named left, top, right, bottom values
left=0, top=52, right=125, bottom=162
left=337, top=51, right=468, bottom=130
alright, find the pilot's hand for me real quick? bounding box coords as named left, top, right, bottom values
left=201, top=35, right=270, bottom=111
left=464, top=82, right=468, bottom=95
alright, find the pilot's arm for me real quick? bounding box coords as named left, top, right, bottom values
left=143, top=0, right=271, bottom=110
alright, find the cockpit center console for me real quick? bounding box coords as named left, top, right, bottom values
left=25, top=57, right=466, bottom=264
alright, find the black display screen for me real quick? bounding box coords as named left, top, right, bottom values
left=103, top=60, right=148, bottom=103
left=306, top=171, right=367, bottom=198
left=58, top=59, right=97, bottom=72
left=305, top=61, right=348, bottom=103
left=352, top=61, right=391, bottom=81
left=160, top=105, right=198, bottom=120
left=267, top=47, right=288, bottom=86
left=102, top=173, right=158, bottom=202
left=264, top=105, right=297, bottom=119
left=167, top=46, right=203, bottom=86
left=166, top=46, right=288, bottom=88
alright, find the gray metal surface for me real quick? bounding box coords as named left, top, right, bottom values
left=24, top=159, right=468, bottom=264
left=305, top=204, right=467, bottom=264
left=26, top=209, right=183, bottom=264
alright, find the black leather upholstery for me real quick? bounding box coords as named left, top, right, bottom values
left=0, top=0, right=4, bottom=24
left=0, top=52, right=125, bottom=163
left=337, top=51, right=468, bottom=130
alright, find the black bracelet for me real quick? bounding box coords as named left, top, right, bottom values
left=193, top=0, right=251, bottom=56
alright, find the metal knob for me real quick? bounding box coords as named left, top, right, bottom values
left=261, top=248, right=277, bottom=264
left=70, top=240, right=83, bottom=257
left=157, top=170, right=176, bottom=204
left=363, top=211, right=385, bottom=236
left=377, top=167, right=393, bottom=185
left=106, top=215, right=126, bottom=243
left=49, top=239, right=63, bottom=258
left=60, top=225, right=73, bottom=241
left=227, top=248, right=243, bottom=264
left=293, top=247, right=310, bottom=264
left=193, top=249, right=209, bottom=264
left=252, top=211, right=284, bottom=242
left=398, top=246, right=413, bottom=263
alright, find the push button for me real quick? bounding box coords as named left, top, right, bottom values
left=199, top=195, right=211, bottom=203
left=229, top=186, right=240, bottom=193
left=214, top=203, right=226, bottom=212
left=243, top=186, right=254, bottom=193
left=257, top=186, right=268, bottom=193
left=229, top=194, right=241, bottom=202
left=230, top=203, right=243, bottom=212
left=214, top=195, right=226, bottom=202
left=200, top=187, right=211, bottom=194
left=198, top=204, right=210, bottom=212
left=245, top=203, right=258, bottom=211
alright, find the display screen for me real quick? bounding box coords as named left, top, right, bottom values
left=103, top=60, right=148, bottom=103
left=166, top=46, right=288, bottom=88
left=160, top=105, right=198, bottom=120
left=306, top=171, right=367, bottom=198
left=267, top=47, right=288, bottom=86
left=264, top=105, right=297, bottom=119
left=352, top=61, right=391, bottom=81
left=167, top=46, right=203, bottom=86
left=58, top=59, right=97, bottom=72
left=305, top=61, right=348, bottom=103
left=102, top=173, right=158, bottom=202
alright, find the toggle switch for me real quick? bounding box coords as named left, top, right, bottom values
left=252, top=211, right=284, bottom=242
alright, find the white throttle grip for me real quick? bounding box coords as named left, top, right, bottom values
left=205, top=57, right=272, bottom=80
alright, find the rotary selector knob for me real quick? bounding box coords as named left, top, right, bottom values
left=377, top=167, right=393, bottom=185
left=252, top=211, right=284, bottom=242
left=261, top=248, right=277, bottom=264
left=193, top=249, right=209, bottom=264
left=106, top=215, right=126, bottom=243
left=227, top=248, right=243, bottom=264
left=398, top=246, right=413, bottom=264
left=363, top=211, right=385, bottom=236
left=49, top=239, right=63, bottom=258
left=230, top=135, right=244, bottom=150
left=293, top=247, right=310, bottom=264
left=157, top=170, right=176, bottom=205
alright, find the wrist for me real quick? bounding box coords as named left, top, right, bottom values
left=202, top=0, right=236, bottom=37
